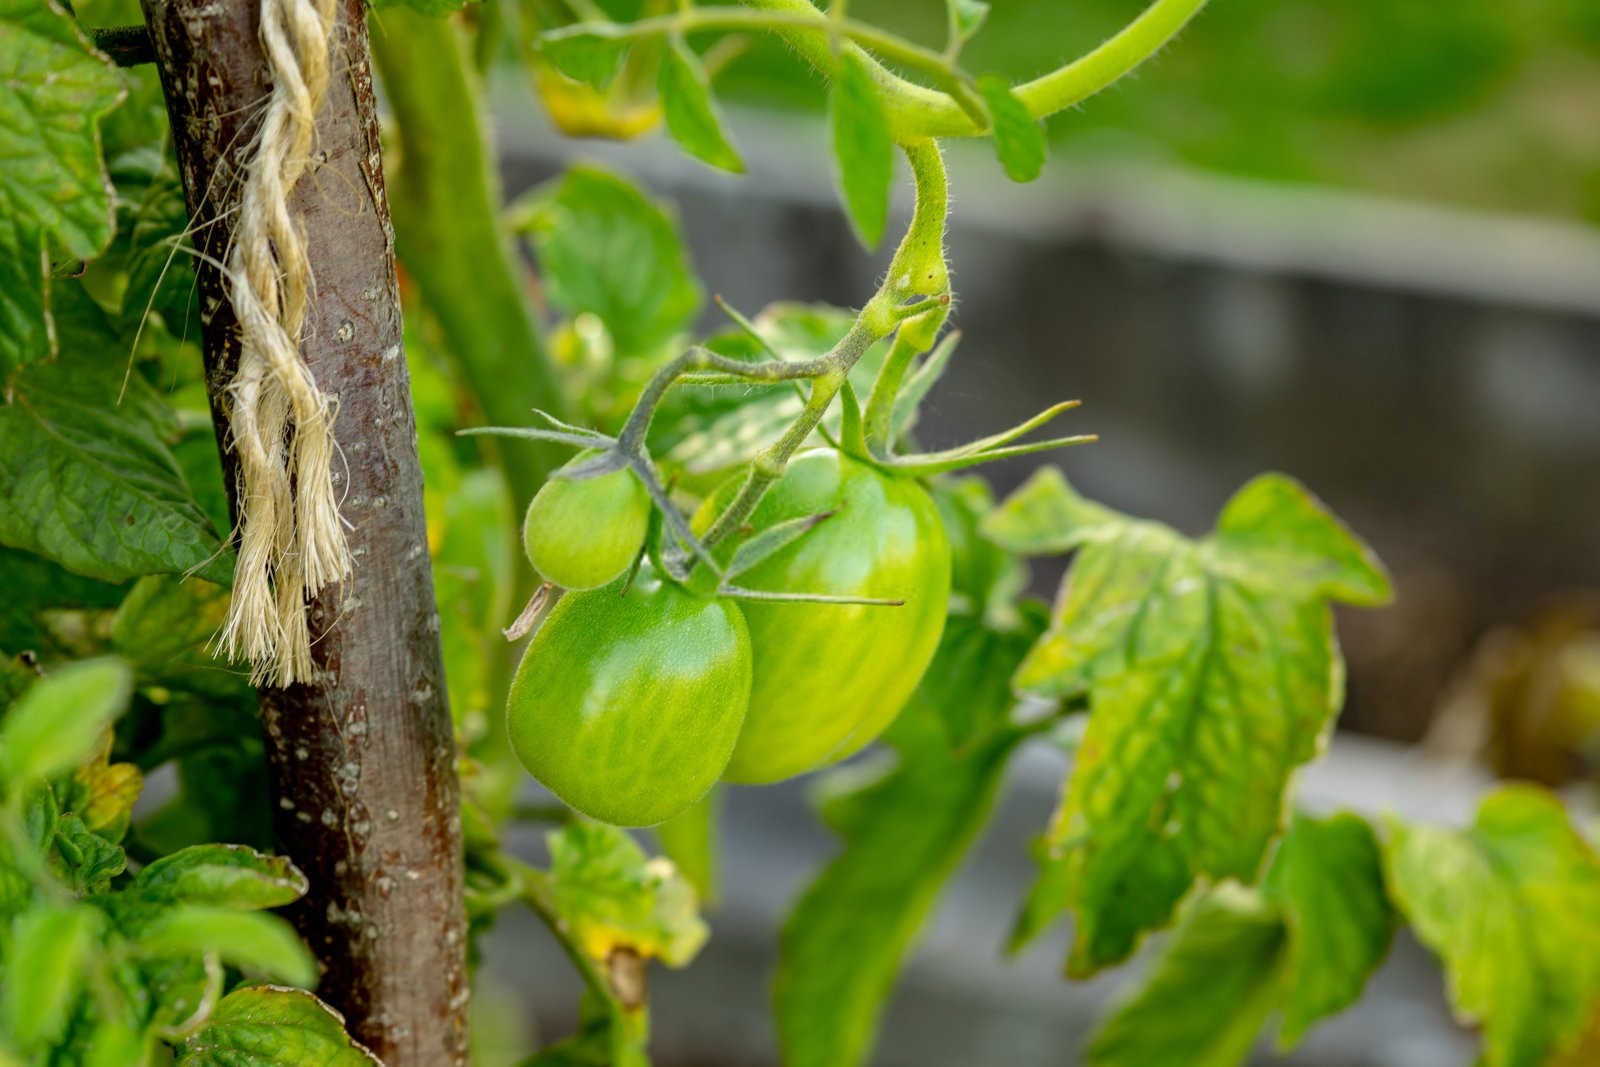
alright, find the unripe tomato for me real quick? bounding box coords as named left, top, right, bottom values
left=698, top=449, right=951, bottom=783
left=506, top=573, right=752, bottom=826
left=522, top=455, right=650, bottom=590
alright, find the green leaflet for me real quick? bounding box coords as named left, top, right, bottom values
left=992, top=469, right=1390, bottom=975
left=0, top=657, right=132, bottom=788
left=127, top=844, right=308, bottom=910
left=946, top=0, right=991, bottom=48
left=0, top=298, right=232, bottom=586
left=132, top=907, right=316, bottom=987
left=1087, top=813, right=1392, bottom=1067
left=1089, top=886, right=1285, bottom=1067
left=828, top=52, right=894, bottom=249
left=977, top=75, right=1045, bottom=182
left=2, top=903, right=104, bottom=1050
left=514, top=165, right=702, bottom=356
left=541, top=821, right=709, bottom=968
left=774, top=618, right=1029, bottom=1067
left=1263, top=811, right=1394, bottom=1045
left=179, top=986, right=380, bottom=1066
left=0, top=0, right=125, bottom=376
left=658, top=37, right=744, bottom=174
left=1382, top=785, right=1600, bottom=1067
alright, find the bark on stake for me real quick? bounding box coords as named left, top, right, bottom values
left=138, top=0, right=468, bottom=1061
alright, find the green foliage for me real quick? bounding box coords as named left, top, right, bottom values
left=658, top=37, right=744, bottom=174
left=946, top=0, right=990, bottom=50
left=0, top=658, right=131, bottom=787
left=1383, top=785, right=1600, bottom=1067
left=828, top=53, right=894, bottom=249
left=992, top=469, right=1391, bottom=974
left=178, top=986, right=380, bottom=1066
left=977, top=76, right=1045, bottom=182
left=0, top=296, right=232, bottom=586
left=539, top=822, right=709, bottom=968
left=514, top=165, right=702, bottom=358
left=1087, top=812, right=1392, bottom=1066
left=371, top=0, right=475, bottom=14
left=0, top=660, right=366, bottom=1064
left=0, top=0, right=125, bottom=375
left=775, top=611, right=1037, bottom=1067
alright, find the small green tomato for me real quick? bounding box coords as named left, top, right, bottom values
left=522, top=455, right=650, bottom=590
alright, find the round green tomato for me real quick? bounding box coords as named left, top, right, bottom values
left=522, top=457, right=649, bottom=590
left=698, top=449, right=951, bottom=783
left=506, top=573, right=751, bottom=826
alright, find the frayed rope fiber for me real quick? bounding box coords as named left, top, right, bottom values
left=215, top=0, right=350, bottom=687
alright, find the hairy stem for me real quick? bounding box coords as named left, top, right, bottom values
left=737, top=0, right=1210, bottom=140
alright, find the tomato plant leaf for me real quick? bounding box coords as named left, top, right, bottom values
left=1382, top=785, right=1600, bottom=1067
left=48, top=813, right=127, bottom=893
left=541, top=821, right=709, bottom=968
left=131, top=844, right=309, bottom=910
left=0, top=0, right=125, bottom=376
left=995, top=469, right=1389, bottom=975
left=0, top=309, right=233, bottom=586
left=1263, top=812, right=1393, bottom=1047
left=0, top=546, right=126, bottom=653
left=658, top=37, right=744, bottom=174
left=178, top=986, right=380, bottom=1066
left=514, top=165, right=701, bottom=356
left=977, top=75, right=1045, bottom=182
left=540, top=31, right=629, bottom=91
left=1088, top=886, right=1285, bottom=1067
left=133, top=907, right=317, bottom=987
left=1086, top=811, right=1391, bottom=1067
left=828, top=51, right=894, bottom=249
left=774, top=623, right=1029, bottom=1067
left=1, top=902, right=103, bottom=1050
left=946, top=0, right=990, bottom=48
left=0, top=657, right=131, bottom=787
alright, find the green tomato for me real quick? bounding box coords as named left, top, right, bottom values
left=698, top=449, right=951, bottom=783
left=506, top=572, right=751, bottom=826
left=522, top=456, right=650, bottom=590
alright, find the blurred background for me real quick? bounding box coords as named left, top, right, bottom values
left=467, top=2, right=1600, bottom=1062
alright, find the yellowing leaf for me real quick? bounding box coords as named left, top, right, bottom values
left=997, top=470, right=1389, bottom=974
left=1383, top=785, right=1600, bottom=1067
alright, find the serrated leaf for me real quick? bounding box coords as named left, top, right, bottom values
left=1263, top=812, right=1393, bottom=1046
left=828, top=52, right=893, bottom=249
left=542, top=822, right=708, bottom=967
left=61, top=730, right=143, bottom=842
left=0, top=0, right=126, bottom=375
left=978, top=465, right=1126, bottom=554
left=1382, top=785, right=1600, bottom=1067
left=1087, top=886, right=1285, bottom=1067
left=977, top=75, right=1045, bottom=182
left=1086, top=812, right=1391, bottom=1067
left=132, top=844, right=308, bottom=909
left=1211, top=475, right=1392, bottom=604
left=516, top=165, right=701, bottom=355
left=658, top=37, right=743, bottom=174
left=1002, top=470, right=1389, bottom=975
left=2, top=903, right=103, bottom=1049
left=0, top=657, right=132, bottom=786
left=0, top=312, right=233, bottom=585
left=134, top=907, right=317, bottom=987
left=775, top=631, right=1028, bottom=1067
left=179, top=985, right=379, bottom=1066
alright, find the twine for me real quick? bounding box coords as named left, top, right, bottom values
left=215, top=0, right=350, bottom=686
